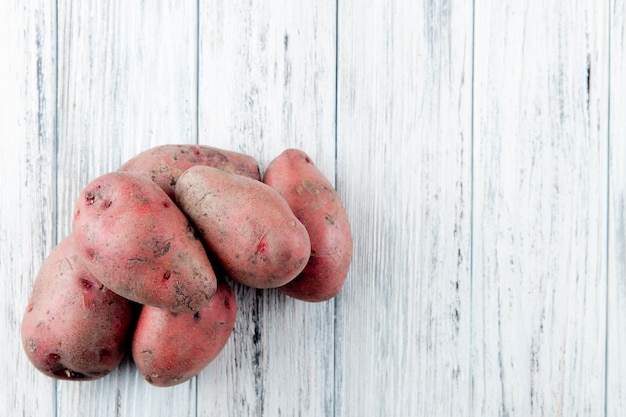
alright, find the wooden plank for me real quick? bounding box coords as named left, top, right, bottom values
left=607, top=0, right=626, bottom=415
left=471, top=1, right=609, bottom=415
left=0, top=1, right=57, bottom=416
left=335, top=0, right=473, bottom=415
left=55, top=1, right=199, bottom=416
left=197, top=1, right=337, bottom=415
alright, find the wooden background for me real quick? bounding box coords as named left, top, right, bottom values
left=0, top=0, right=623, bottom=416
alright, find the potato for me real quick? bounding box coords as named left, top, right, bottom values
left=72, top=171, right=217, bottom=313
left=21, top=234, right=134, bottom=380
left=118, top=144, right=261, bottom=199
left=132, top=279, right=237, bottom=387
left=175, top=166, right=311, bottom=288
left=263, top=149, right=352, bottom=302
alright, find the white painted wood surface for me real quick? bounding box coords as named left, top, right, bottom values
left=472, top=1, right=609, bottom=415
left=0, top=1, right=622, bottom=416
left=609, top=0, right=626, bottom=415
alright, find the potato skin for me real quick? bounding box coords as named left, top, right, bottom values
left=263, top=149, right=352, bottom=302
left=175, top=166, right=311, bottom=288
left=118, top=144, right=261, bottom=199
left=21, top=235, right=134, bottom=381
left=72, top=171, right=217, bottom=313
left=132, top=279, right=237, bottom=387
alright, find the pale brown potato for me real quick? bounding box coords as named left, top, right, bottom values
left=21, top=234, right=135, bottom=380
left=119, top=144, right=261, bottom=199
left=175, top=166, right=311, bottom=288
left=72, top=171, right=217, bottom=313
left=132, top=279, right=237, bottom=387
left=263, top=149, right=352, bottom=302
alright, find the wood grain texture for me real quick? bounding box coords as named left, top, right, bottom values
left=471, top=1, right=609, bottom=415
left=0, top=1, right=57, bottom=416
left=56, top=0, right=199, bottom=234
left=197, top=1, right=337, bottom=415
left=335, top=0, right=473, bottom=415
left=3, top=0, right=624, bottom=416
left=607, top=0, right=625, bottom=415
left=55, top=1, right=199, bottom=415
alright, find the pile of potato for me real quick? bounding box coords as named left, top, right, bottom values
left=21, top=145, right=352, bottom=387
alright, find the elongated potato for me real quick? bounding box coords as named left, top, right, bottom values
left=175, top=166, right=311, bottom=288
left=132, top=279, right=237, bottom=387
left=118, top=144, right=261, bottom=199
left=72, top=171, right=217, bottom=313
left=264, top=149, right=352, bottom=302
left=21, top=234, right=134, bottom=380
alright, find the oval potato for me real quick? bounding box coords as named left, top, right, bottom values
left=72, top=171, right=217, bottom=313
left=263, top=149, right=352, bottom=302
left=132, top=279, right=237, bottom=387
left=21, top=234, right=134, bottom=380
left=175, top=166, right=311, bottom=288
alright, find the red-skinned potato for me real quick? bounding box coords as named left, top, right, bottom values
left=174, top=166, right=311, bottom=288
left=72, top=171, right=217, bottom=313
left=118, top=144, right=261, bottom=199
left=263, top=149, right=352, bottom=302
left=21, top=234, right=134, bottom=380
left=132, top=279, right=237, bottom=387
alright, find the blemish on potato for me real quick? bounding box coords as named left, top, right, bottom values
left=163, top=271, right=171, bottom=280
left=26, top=303, right=34, bottom=313
left=79, top=277, right=94, bottom=290
left=51, top=368, right=82, bottom=379
left=27, top=339, right=37, bottom=352
left=63, top=256, right=74, bottom=271
left=127, top=257, right=149, bottom=263
left=99, top=348, right=112, bottom=363
left=54, top=368, right=86, bottom=379
left=152, top=240, right=171, bottom=258
left=302, top=178, right=321, bottom=195
left=45, top=353, right=60, bottom=365
left=256, top=241, right=268, bottom=255
left=85, top=191, right=96, bottom=206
